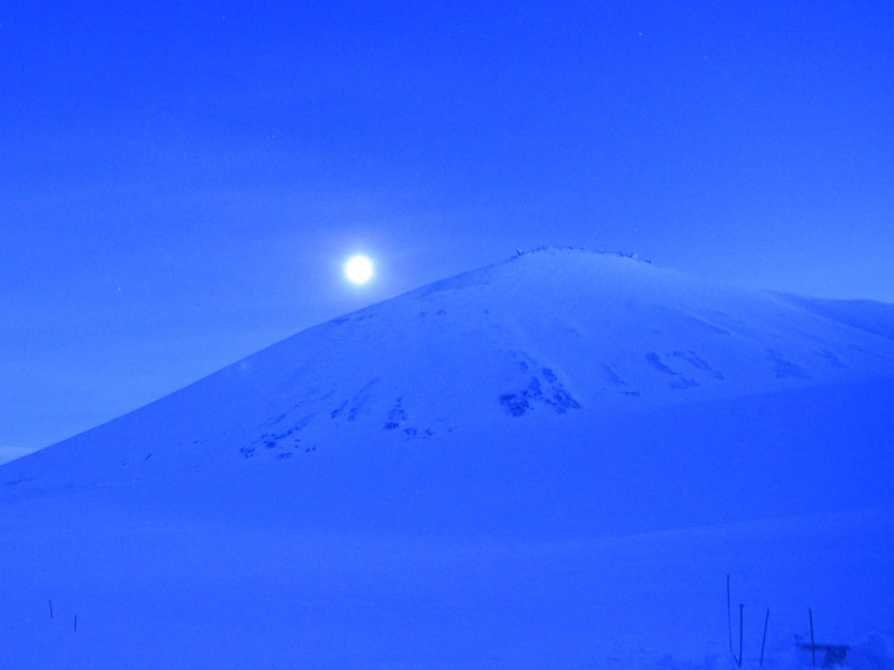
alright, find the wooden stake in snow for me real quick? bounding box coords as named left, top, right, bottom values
left=759, top=608, right=769, bottom=667
left=809, top=608, right=816, bottom=668
left=48, top=599, right=53, bottom=620
left=725, top=575, right=743, bottom=667
left=797, top=611, right=849, bottom=667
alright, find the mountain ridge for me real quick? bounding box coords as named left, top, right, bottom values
left=5, top=247, right=894, bottom=475
left=4, top=247, right=894, bottom=497
left=3, top=247, right=894, bottom=669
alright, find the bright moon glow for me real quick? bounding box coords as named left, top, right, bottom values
left=344, top=254, right=375, bottom=285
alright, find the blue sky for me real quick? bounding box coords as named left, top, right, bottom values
left=2, top=1, right=893, bottom=458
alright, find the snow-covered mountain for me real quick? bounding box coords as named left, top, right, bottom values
left=2, top=248, right=893, bottom=669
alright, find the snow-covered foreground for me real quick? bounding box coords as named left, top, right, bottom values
left=2, top=249, right=893, bottom=668
left=2, top=502, right=892, bottom=669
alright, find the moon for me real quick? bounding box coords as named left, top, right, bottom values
left=344, top=254, right=375, bottom=285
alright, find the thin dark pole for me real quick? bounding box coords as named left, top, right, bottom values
left=738, top=603, right=744, bottom=667
left=48, top=600, right=53, bottom=620
left=809, top=608, right=816, bottom=668
left=760, top=608, right=770, bottom=667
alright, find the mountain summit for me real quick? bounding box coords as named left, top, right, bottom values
left=2, top=249, right=893, bottom=669
left=5, top=247, right=893, bottom=483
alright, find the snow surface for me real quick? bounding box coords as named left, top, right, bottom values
left=2, top=248, right=893, bottom=668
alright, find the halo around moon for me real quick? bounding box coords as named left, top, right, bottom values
left=344, top=254, right=375, bottom=285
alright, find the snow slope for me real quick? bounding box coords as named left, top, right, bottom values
left=2, top=248, right=893, bottom=668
